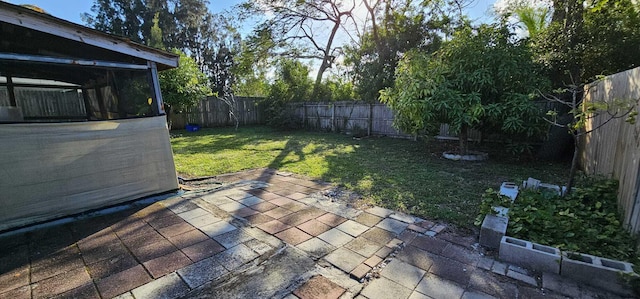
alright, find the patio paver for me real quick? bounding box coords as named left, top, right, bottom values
left=0, top=168, right=625, bottom=299
left=294, top=275, right=346, bottom=299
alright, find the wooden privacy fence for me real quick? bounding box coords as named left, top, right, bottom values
left=580, top=66, right=640, bottom=233
left=291, top=101, right=410, bottom=137
left=290, top=101, right=484, bottom=140
left=0, top=87, right=86, bottom=120
left=170, top=96, right=265, bottom=129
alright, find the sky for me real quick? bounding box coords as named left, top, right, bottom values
left=3, top=0, right=244, bottom=24
left=4, top=0, right=498, bottom=28
left=3, top=0, right=500, bottom=76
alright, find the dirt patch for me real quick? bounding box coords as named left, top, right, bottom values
left=313, top=187, right=369, bottom=210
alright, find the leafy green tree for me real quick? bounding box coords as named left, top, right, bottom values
left=380, top=24, right=549, bottom=154
left=264, top=59, right=313, bottom=128
left=514, top=6, right=551, bottom=38
left=581, top=0, right=640, bottom=81
left=83, top=0, right=166, bottom=45
left=147, top=12, right=164, bottom=49
left=232, top=30, right=273, bottom=97
left=317, top=76, right=356, bottom=102
left=159, top=49, right=212, bottom=112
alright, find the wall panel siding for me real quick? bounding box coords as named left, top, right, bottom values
left=0, top=116, right=178, bottom=231
left=580, top=67, right=640, bottom=233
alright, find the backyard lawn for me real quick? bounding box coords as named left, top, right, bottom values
left=170, top=126, right=568, bottom=229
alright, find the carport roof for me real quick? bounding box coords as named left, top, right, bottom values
left=0, top=1, right=179, bottom=70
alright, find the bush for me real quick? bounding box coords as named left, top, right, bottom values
left=265, top=106, right=302, bottom=130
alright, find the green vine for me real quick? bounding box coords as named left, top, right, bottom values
left=474, top=188, right=513, bottom=226
left=478, top=177, right=638, bottom=266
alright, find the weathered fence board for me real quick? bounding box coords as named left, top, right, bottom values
left=170, top=96, right=265, bottom=129
left=172, top=97, right=485, bottom=140
left=292, top=101, right=483, bottom=139
left=580, top=66, right=640, bottom=233
left=292, top=102, right=411, bottom=137
left=0, top=87, right=86, bottom=120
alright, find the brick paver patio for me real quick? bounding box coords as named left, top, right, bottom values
left=0, top=169, right=629, bottom=298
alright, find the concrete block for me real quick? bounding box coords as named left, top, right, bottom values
left=491, top=206, right=509, bottom=218
left=479, top=215, right=507, bottom=249
left=538, top=183, right=562, bottom=195
left=499, top=182, right=518, bottom=201
left=376, top=218, right=409, bottom=235
left=523, top=177, right=540, bottom=190
left=560, top=252, right=635, bottom=296
left=499, top=236, right=560, bottom=274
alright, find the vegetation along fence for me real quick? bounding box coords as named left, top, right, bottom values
left=580, top=66, right=640, bottom=233
left=172, top=97, right=481, bottom=140
left=170, top=96, right=265, bottom=129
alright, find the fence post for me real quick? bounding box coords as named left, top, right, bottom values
left=332, top=103, right=336, bottom=132
left=303, top=102, right=307, bottom=128
left=368, top=103, right=373, bottom=136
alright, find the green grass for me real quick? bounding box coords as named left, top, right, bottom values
left=170, top=126, right=569, bottom=229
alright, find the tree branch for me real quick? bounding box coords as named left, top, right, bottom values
left=581, top=106, right=637, bottom=135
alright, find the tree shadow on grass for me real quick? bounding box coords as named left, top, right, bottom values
left=172, top=126, right=569, bottom=229
left=317, top=136, right=570, bottom=229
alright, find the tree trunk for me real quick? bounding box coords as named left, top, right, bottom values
left=459, top=124, right=469, bottom=155
left=312, top=14, right=343, bottom=99
left=565, top=133, right=579, bottom=196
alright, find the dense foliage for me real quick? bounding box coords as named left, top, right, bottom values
left=478, top=177, right=638, bottom=263
left=159, top=50, right=212, bottom=111
left=345, top=0, right=447, bottom=101
left=263, top=59, right=312, bottom=129
left=380, top=23, right=549, bottom=153
left=531, top=0, right=640, bottom=86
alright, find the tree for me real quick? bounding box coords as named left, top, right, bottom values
left=530, top=0, right=640, bottom=87
left=346, top=0, right=469, bottom=101
left=543, top=83, right=637, bottom=194
left=263, top=59, right=313, bottom=129
left=83, top=0, right=238, bottom=82
left=494, top=0, right=552, bottom=38
left=581, top=0, right=640, bottom=82
left=231, top=29, right=272, bottom=97
left=514, top=5, right=551, bottom=38
left=147, top=12, right=164, bottom=49
left=240, top=0, right=355, bottom=98
left=380, top=23, right=549, bottom=154
left=159, top=49, right=212, bottom=113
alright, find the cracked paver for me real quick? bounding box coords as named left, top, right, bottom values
left=0, top=168, right=627, bottom=299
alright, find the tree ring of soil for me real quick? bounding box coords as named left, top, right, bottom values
left=442, top=151, right=489, bottom=161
